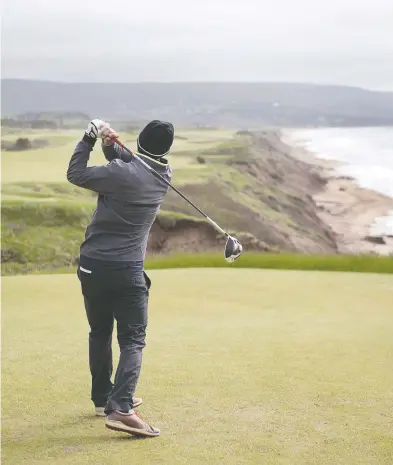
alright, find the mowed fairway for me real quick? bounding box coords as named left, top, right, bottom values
left=1, top=128, right=234, bottom=184
left=2, top=269, right=393, bottom=465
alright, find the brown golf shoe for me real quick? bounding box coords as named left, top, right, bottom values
left=95, top=397, right=143, bottom=417
left=105, top=410, right=160, bottom=438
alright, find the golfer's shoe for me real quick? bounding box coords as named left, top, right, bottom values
left=95, top=397, right=143, bottom=417
left=105, top=410, right=160, bottom=438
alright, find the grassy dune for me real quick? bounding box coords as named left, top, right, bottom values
left=2, top=269, right=393, bottom=464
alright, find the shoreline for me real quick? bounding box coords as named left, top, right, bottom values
left=281, top=131, right=393, bottom=256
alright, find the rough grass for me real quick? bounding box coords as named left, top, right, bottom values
left=1, top=200, right=94, bottom=273
left=144, top=253, right=393, bottom=274
left=2, top=269, right=393, bottom=464
left=18, top=253, right=393, bottom=276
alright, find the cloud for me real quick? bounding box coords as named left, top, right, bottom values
left=2, top=0, right=393, bottom=89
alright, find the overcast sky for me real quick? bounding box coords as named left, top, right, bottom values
left=2, top=0, right=393, bottom=90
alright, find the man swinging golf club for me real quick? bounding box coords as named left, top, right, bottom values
left=67, top=119, right=174, bottom=438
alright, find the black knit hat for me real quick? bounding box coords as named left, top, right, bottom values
left=137, top=120, right=174, bottom=157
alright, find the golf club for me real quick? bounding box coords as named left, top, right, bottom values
left=113, top=138, right=243, bottom=263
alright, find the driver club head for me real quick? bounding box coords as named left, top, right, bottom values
left=224, top=236, right=243, bottom=263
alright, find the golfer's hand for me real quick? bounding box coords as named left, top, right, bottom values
left=101, top=126, right=119, bottom=146
left=85, top=119, right=110, bottom=140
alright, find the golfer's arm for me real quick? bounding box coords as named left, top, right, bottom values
left=67, top=140, right=121, bottom=193
left=102, top=142, right=133, bottom=163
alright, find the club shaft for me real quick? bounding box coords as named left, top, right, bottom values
left=114, top=139, right=228, bottom=237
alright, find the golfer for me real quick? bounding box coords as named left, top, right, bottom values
left=67, top=119, right=174, bottom=437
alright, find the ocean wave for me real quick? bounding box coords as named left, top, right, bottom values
left=371, top=213, right=393, bottom=236
left=336, top=164, right=393, bottom=199
left=289, top=127, right=393, bottom=235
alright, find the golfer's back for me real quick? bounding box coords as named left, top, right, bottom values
left=69, top=151, right=172, bottom=263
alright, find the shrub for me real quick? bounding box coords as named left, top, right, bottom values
left=14, top=138, right=32, bottom=151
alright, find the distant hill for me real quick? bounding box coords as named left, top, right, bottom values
left=2, top=79, right=393, bottom=127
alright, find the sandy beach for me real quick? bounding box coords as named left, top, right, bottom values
left=282, top=133, right=393, bottom=256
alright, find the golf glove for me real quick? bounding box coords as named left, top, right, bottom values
left=85, top=119, right=110, bottom=140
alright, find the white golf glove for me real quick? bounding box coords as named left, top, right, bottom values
left=85, top=119, right=110, bottom=140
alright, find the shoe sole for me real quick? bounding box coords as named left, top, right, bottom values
left=95, top=399, right=143, bottom=417
left=105, top=420, right=160, bottom=437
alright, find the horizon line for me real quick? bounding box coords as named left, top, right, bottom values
left=2, top=78, right=388, bottom=92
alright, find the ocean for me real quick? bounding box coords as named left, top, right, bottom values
left=288, top=127, right=393, bottom=236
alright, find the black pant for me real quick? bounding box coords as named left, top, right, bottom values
left=77, top=255, right=151, bottom=414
